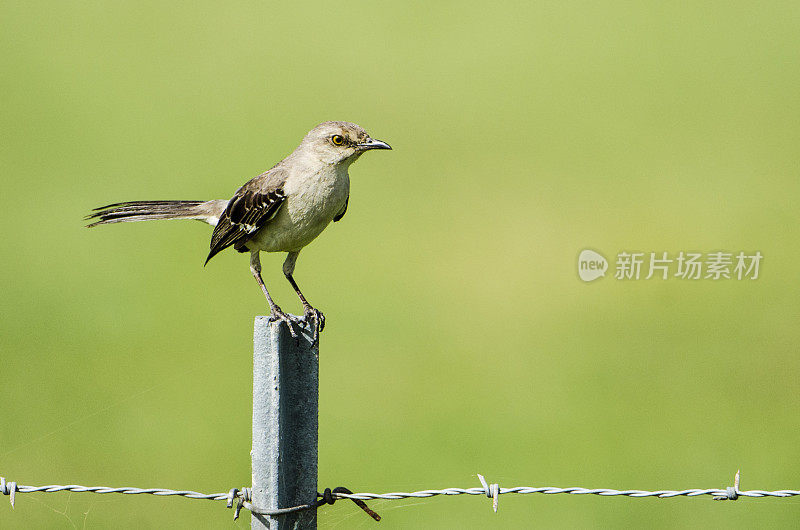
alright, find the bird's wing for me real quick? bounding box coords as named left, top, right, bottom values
left=205, top=168, right=288, bottom=264
left=333, top=195, right=348, bottom=222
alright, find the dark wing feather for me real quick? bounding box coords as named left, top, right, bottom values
left=333, top=195, right=348, bottom=222
left=205, top=170, right=287, bottom=264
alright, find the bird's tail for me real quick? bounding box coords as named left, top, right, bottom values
left=85, top=200, right=227, bottom=228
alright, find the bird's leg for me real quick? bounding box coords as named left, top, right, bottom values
left=250, top=252, right=298, bottom=338
left=283, top=251, right=325, bottom=343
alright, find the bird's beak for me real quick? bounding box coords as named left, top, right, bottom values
left=357, top=137, right=392, bottom=151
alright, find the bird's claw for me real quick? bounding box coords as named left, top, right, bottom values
left=303, top=307, right=325, bottom=346
left=268, top=306, right=299, bottom=339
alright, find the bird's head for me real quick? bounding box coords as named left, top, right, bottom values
left=296, top=121, right=391, bottom=166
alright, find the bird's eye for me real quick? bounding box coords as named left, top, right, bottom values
left=331, top=135, right=344, bottom=146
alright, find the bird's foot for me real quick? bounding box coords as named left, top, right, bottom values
left=268, top=306, right=299, bottom=339
left=303, top=306, right=325, bottom=346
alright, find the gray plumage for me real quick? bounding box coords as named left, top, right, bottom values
left=86, top=121, right=391, bottom=341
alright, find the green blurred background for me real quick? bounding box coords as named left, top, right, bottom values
left=2, top=1, right=799, bottom=528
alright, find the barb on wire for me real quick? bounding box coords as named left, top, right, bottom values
left=3, top=470, right=799, bottom=522
left=0, top=477, right=16, bottom=508
left=477, top=474, right=500, bottom=512
left=713, top=470, right=740, bottom=501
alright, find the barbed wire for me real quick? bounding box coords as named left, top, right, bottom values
left=3, top=471, right=798, bottom=522
left=0, top=477, right=377, bottom=521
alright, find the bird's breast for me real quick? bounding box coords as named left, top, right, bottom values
left=248, top=166, right=350, bottom=253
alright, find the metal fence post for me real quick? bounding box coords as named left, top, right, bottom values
left=252, top=316, right=319, bottom=529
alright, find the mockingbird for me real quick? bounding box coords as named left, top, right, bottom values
left=86, top=121, right=391, bottom=342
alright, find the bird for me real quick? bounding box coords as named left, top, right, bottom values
left=86, top=121, right=391, bottom=343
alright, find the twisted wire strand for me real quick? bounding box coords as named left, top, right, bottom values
left=20, top=485, right=230, bottom=499
left=1, top=478, right=230, bottom=501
